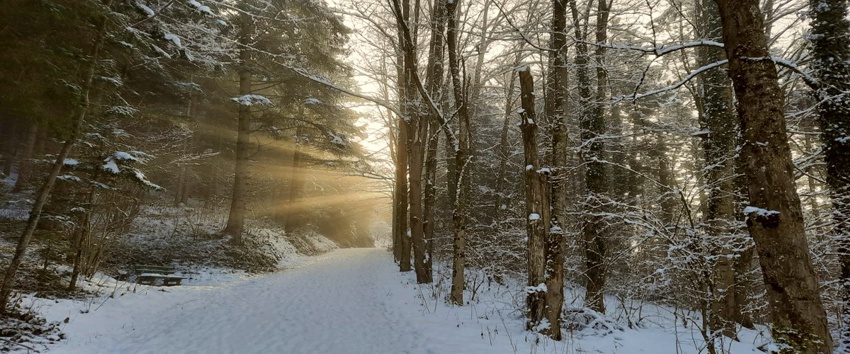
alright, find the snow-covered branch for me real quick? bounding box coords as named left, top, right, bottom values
left=615, top=60, right=728, bottom=102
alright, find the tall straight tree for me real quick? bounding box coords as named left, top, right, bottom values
left=446, top=0, right=471, bottom=305
left=695, top=0, right=740, bottom=336
left=543, top=0, right=569, bottom=340
left=714, top=0, right=833, bottom=351
left=223, top=11, right=254, bottom=245
left=569, top=0, right=609, bottom=314
left=405, top=0, right=447, bottom=282
left=517, top=67, right=550, bottom=331
left=393, top=107, right=410, bottom=269
left=808, top=0, right=850, bottom=347
left=392, top=0, right=415, bottom=272
left=417, top=0, right=449, bottom=284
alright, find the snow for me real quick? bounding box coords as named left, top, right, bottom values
left=113, top=152, right=137, bottom=161
left=525, top=283, right=547, bottom=294
left=63, top=159, right=79, bottom=166
left=102, top=160, right=119, bottom=174
left=106, top=106, right=138, bottom=116
left=529, top=213, right=540, bottom=221
left=655, top=40, right=724, bottom=55
left=98, top=76, right=123, bottom=87
left=231, top=94, right=273, bottom=106
left=23, top=249, right=771, bottom=354
left=150, top=44, right=172, bottom=59
left=38, top=250, right=456, bottom=353
left=327, top=133, right=345, bottom=146
left=132, top=169, right=163, bottom=190
left=187, top=0, right=214, bottom=16
left=134, top=1, right=155, bottom=17
left=690, top=129, right=710, bottom=137
left=743, top=206, right=780, bottom=217
left=304, top=97, right=322, bottom=105
left=163, top=33, right=182, bottom=48
left=57, top=175, right=81, bottom=182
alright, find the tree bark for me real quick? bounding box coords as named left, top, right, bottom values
left=393, top=0, right=414, bottom=273
left=447, top=0, right=470, bottom=305
left=809, top=0, right=850, bottom=349
left=408, top=111, right=427, bottom=282
left=571, top=0, right=608, bottom=314
left=542, top=0, right=569, bottom=340
left=413, top=0, right=449, bottom=284
left=423, top=116, right=438, bottom=279
left=696, top=0, right=739, bottom=337
left=517, top=68, right=550, bottom=330
left=68, top=206, right=92, bottom=292
left=714, top=1, right=833, bottom=351
left=12, top=124, right=37, bottom=192
left=223, top=14, right=254, bottom=245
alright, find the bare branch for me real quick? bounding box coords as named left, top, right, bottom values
left=615, top=60, right=728, bottom=102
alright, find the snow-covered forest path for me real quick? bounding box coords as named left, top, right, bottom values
left=37, top=248, right=770, bottom=354
left=46, top=249, right=480, bottom=354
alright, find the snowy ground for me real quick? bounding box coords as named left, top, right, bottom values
left=24, top=248, right=768, bottom=354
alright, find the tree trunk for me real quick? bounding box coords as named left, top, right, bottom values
left=423, top=116, right=439, bottom=279
left=223, top=15, right=254, bottom=245
left=285, top=127, right=307, bottom=233
left=67, top=208, right=92, bottom=292
left=447, top=0, right=470, bottom=305
left=542, top=0, right=569, bottom=340
left=714, top=1, right=833, bottom=351
left=12, top=124, right=37, bottom=192
left=571, top=0, right=608, bottom=314
left=412, top=0, right=448, bottom=284
left=393, top=116, right=410, bottom=270
left=408, top=113, right=428, bottom=282
left=391, top=0, right=416, bottom=273
left=809, top=0, right=850, bottom=349
left=1, top=126, right=17, bottom=177
left=696, top=0, right=740, bottom=337
left=517, top=68, right=550, bottom=330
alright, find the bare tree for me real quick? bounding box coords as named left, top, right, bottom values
left=446, top=0, right=472, bottom=305
left=714, top=0, right=833, bottom=351
left=695, top=0, right=741, bottom=337
left=517, top=67, right=551, bottom=331
left=543, top=0, right=569, bottom=340
left=808, top=0, right=850, bottom=348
